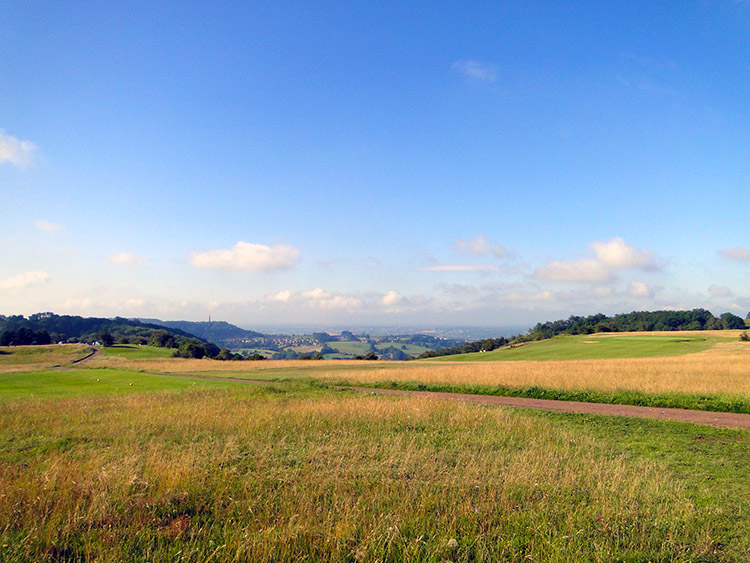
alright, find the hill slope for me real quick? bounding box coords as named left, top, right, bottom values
left=140, top=320, right=263, bottom=347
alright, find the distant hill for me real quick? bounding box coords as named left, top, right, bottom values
left=139, top=319, right=264, bottom=347
left=0, top=313, right=200, bottom=345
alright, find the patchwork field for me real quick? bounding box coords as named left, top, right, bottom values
left=1, top=332, right=749, bottom=561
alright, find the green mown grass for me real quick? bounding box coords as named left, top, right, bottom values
left=102, top=344, right=176, bottom=359
left=431, top=334, right=723, bottom=361
left=0, top=368, right=238, bottom=400
left=0, top=384, right=747, bottom=562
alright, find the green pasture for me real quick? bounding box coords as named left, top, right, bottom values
left=0, top=368, right=237, bottom=400
left=431, top=333, right=725, bottom=361
left=102, top=344, right=175, bottom=359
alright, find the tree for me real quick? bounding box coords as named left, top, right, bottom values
left=97, top=331, right=115, bottom=347
left=174, top=340, right=206, bottom=359
left=149, top=330, right=176, bottom=348
left=720, top=312, right=746, bottom=330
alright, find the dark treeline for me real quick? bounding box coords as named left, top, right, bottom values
left=529, top=309, right=746, bottom=339
left=419, top=309, right=748, bottom=359
left=0, top=328, right=52, bottom=346
left=0, top=313, right=260, bottom=361
left=418, top=337, right=511, bottom=359
left=0, top=313, right=196, bottom=345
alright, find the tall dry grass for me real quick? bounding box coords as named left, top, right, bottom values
left=321, top=346, right=750, bottom=397
left=0, top=388, right=719, bottom=562
left=0, top=344, right=93, bottom=374
left=84, top=341, right=750, bottom=398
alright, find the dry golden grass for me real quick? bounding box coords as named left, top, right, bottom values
left=0, top=344, right=92, bottom=374
left=322, top=349, right=750, bottom=396
left=85, top=355, right=395, bottom=374
left=83, top=338, right=750, bottom=397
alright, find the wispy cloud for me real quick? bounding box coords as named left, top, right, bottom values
left=266, top=288, right=361, bottom=310
left=190, top=241, right=300, bottom=272
left=719, top=247, right=750, bottom=262
left=534, top=238, right=658, bottom=283
left=628, top=280, right=654, bottom=298
left=534, top=258, right=612, bottom=283
left=451, top=60, right=497, bottom=82
left=33, top=220, right=63, bottom=233
left=421, top=264, right=500, bottom=273
left=0, top=270, right=50, bottom=289
left=708, top=284, right=733, bottom=298
left=0, top=131, right=35, bottom=168
left=109, top=251, right=145, bottom=265
left=454, top=234, right=509, bottom=259
left=497, top=290, right=553, bottom=304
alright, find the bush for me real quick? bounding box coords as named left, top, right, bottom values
left=740, top=332, right=750, bottom=342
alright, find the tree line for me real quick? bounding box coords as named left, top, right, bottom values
left=527, top=309, right=746, bottom=339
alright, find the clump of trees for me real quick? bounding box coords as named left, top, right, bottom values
left=418, top=337, right=510, bottom=359
left=0, top=328, right=52, bottom=346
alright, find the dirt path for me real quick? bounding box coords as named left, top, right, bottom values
left=71, top=347, right=102, bottom=364
left=344, top=387, right=750, bottom=430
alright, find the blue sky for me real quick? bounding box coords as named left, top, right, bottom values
left=2, top=1, right=750, bottom=329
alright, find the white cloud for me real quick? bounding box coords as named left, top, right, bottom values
left=720, top=247, right=750, bottom=262
left=591, top=237, right=657, bottom=269
left=708, top=284, right=733, bottom=298
left=533, top=258, right=612, bottom=283
left=299, top=288, right=361, bottom=310
left=267, top=289, right=293, bottom=302
left=451, top=60, right=497, bottom=82
left=190, top=241, right=300, bottom=272
left=0, top=270, right=50, bottom=290
left=628, top=280, right=654, bottom=298
left=265, top=288, right=362, bottom=311
left=61, top=298, right=93, bottom=310
left=34, top=220, right=62, bottom=233
left=381, top=290, right=404, bottom=307
left=0, top=131, right=35, bottom=168
left=421, top=264, right=500, bottom=273
left=454, top=234, right=509, bottom=259
left=109, top=251, right=144, bottom=265
left=534, top=238, right=658, bottom=283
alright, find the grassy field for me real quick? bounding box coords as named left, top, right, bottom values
left=102, top=344, right=176, bottom=360
left=0, top=344, right=94, bottom=373
left=0, top=368, right=238, bottom=400
left=1, top=383, right=748, bottom=562
left=430, top=333, right=736, bottom=362
left=0, top=335, right=748, bottom=561
left=81, top=335, right=750, bottom=413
